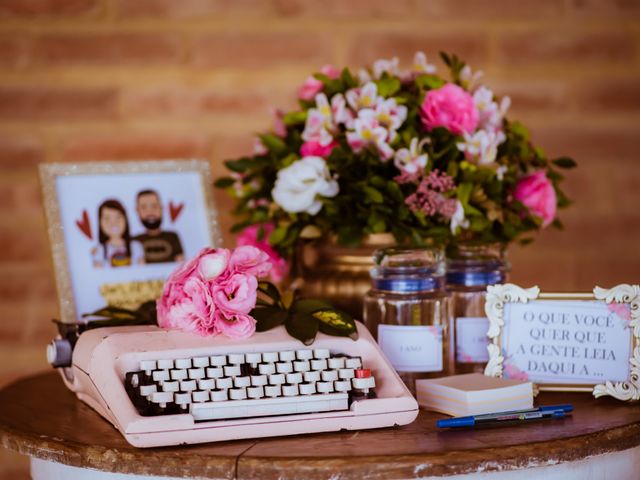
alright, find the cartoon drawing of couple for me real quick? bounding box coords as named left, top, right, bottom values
left=91, top=190, right=184, bottom=268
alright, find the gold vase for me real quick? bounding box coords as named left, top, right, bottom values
left=294, top=234, right=396, bottom=319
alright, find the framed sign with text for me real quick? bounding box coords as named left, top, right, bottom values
left=484, top=283, right=640, bottom=401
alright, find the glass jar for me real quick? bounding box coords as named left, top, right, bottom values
left=363, top=247, right=451, bottom=394
left=446, top=243, right=509, bottom=374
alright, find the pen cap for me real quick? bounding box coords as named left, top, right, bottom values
left=436, top=416, right=475, bottom=428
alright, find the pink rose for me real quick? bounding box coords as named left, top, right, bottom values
left=236, top=224, right=290, bottom=283
left=298, top=76, right=323, bottom=101
left=211, top=273, right=258, bottom=316
left=300, top=140, right=337, bottom=158
left=228, top=245, right=272, bottom=278
left=420, top=83, right=479, bottom=135
left=513, top=171, right=557, bottom=227
left=158, top=277, right=216, bottom=336
left=214, top=311, right=256, bottom=339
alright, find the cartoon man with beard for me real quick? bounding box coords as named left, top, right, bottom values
left=133, top=189, right=184, bottom=264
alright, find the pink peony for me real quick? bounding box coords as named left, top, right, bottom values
left=513, top=171, right=557, bottom=227
left=236, top=224, right=290, bottom=283
left=214, top=311, right=256, bottom=339
left=300, top=140, right=337, bottom=158
left=211, top=273, right=258, bottom=316
left=420, top=83, right=479, bottom=135
left=298, top=76, right=324, bottom=101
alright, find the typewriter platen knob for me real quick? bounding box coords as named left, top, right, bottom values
left=46, top=339, right=72, bottom=368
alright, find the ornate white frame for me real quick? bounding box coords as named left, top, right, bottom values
left=40, top=159, right=222, bottom=324
left=484, top=283, right=640, bottom=401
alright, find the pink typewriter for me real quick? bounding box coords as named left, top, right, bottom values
left=48, top=321, right=418, bottom=447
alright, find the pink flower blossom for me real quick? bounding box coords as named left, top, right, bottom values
left=271, top=108, right=287, bottom=138
left=320, top=64, right=341, bottom=79
left=300, top=140, right=337, bottom=158
left=157, top=247, right=264, bottom=339
left=157, top=274, right=216, bottom=336
left=513, top=171, right=557, bottom=227
left=211, top=272, right=258, bottom=316
left=236, top=224, right=290, bottom=283
left=399, top=170, right=458, bottom=219
left=214, top=311, right=256, bottom=339
left=420, top=83, right=479, bottom=135
left=197, top=249, right=230, bottom=281
left=298, top=76, right=324, bottom=101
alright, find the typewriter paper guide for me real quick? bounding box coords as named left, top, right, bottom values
left=65, top=322, right=419, bottom=447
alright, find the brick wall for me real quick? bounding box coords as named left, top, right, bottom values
left=1, top=0, right=639, bottom=476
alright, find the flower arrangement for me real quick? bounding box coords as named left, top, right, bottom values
left=216, top=52, right=575, bottom=259
left=154, top=246, right=356, bottom=343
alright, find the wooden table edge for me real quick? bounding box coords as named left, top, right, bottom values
left=2, top=420, right=640, bottom=480
left=236, top=424, right=640, bottom=479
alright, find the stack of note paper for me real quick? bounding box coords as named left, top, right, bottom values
left=415, top=374, right=533, bottom=417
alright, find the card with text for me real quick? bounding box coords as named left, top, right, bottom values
left=484, top=284, right=640, bottom=402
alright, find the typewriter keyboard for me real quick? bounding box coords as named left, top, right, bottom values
left=124, top=348, right=377, bottom=421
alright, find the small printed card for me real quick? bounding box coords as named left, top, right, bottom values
left=378, top=324, right=443, bottom=373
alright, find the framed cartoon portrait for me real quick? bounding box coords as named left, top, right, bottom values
left=40, top=160, right=222, bottom=324
left=483, top=283, right=640, bottom=401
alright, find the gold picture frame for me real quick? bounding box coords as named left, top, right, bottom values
left=40, top=159, right=222, bottom=324
left=484, top=283, right=640, bottom=401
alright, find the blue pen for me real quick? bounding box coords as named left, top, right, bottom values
left=437, top=404, right=573, bottom=429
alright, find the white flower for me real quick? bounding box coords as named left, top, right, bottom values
left=412, top=51, right=436, bottom=75
left=346, top=109, right=394, bottom=161
left=301, top=93, right=335, bottom=146
left=357, top=68, right=371, bottom=84
left=272, top=156, right=339, bottom=215
left=460, top=65, right=483, bottom=91
left=473, top=86, right=510, bottom=131
left=373, top=56, right=400, bottom=79
left=346, top=82, right=379, bottom=110
left=373, top=98, right=408, bottom=133
left=496, top=165, right=507, bottom=181
left=394, top=137, right=428, bottom=174
left=330, top=93, right=354, bottom=127
left=456, top=129, right=506, bottom=166
left=450, top=200, right=469, bottom=234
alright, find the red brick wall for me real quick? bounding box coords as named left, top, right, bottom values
left=1, top=1, right=639, bottom=476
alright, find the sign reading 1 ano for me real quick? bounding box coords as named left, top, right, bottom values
left=502, top=300, right=631, bottom=384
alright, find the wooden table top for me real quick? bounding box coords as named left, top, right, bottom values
left=1, top=372, right=639, bottom=479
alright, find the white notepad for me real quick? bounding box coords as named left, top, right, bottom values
left=415, top=374, right=533, bottom=416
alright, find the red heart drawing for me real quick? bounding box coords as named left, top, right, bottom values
left=169, top=201, right=184, bottom=223
left=76, top=209, right=92, bottom=240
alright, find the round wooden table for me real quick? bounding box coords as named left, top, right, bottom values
left=1, top=372, right=639, bottom=479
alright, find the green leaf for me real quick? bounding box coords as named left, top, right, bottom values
left=224, top=157, right=258, bottom=173
left=259, top=134, right=287, bottom=154
left=313, top=308, right=358, bottom=339
left=362, top=186, right=384, bottom=203
left=253, top=306, right=288, bottom=332
left=268, top=226, right=288, bottom=245
left=457, top=182, right=473, bottom=205
left=415, top=74, right=445, bottom=90
left=214, top=177, right=235, bottom=188
left=285, top=310, right=319, bottom=345
left=340, top=67, right=358, bottom=88
left=375, top=77, right=401, bottom=97
left=552, top=157, right=577, bottom=169
left=282, top=111, right=307, bottom=126
left=258, top=281, right=281, bottom=303
left=292, top=298, right=333, bottom=315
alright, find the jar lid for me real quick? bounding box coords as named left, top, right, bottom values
left=371, top=247, right=445, bottom=293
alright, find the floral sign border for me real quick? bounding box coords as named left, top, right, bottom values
left=484, top=283, right=640, bottom=401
